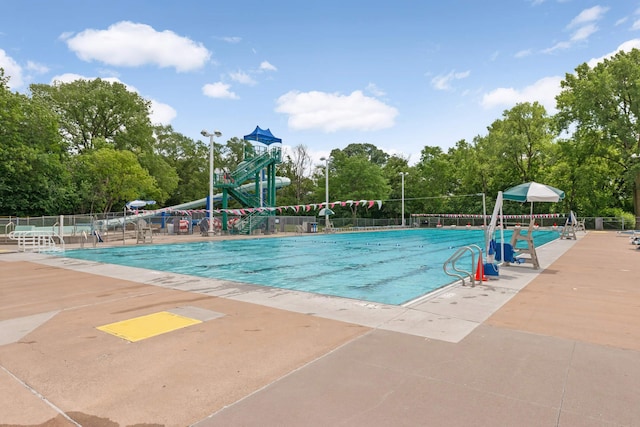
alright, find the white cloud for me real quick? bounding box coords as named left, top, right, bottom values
left=568, top=6, right=608, bottom=29
left=571, top=23, right=598, bottom=42
left=632, top=19, right=640, bottom=31
left=0, top=49, right=23, bottom=88
left=229, top=70, right=257, bottom=85
left=49, top=73, right=175, bottom=125
left=586, top=39, right=640, bottom=67
left=148, top=99, right=177, bottom=125
left=259, top=61, right=277, bottom=71
left=51, top=73, right=125, bottom=87
left=51, top=73, right=89, bottom=84
left=515, top=49, right=532, bottom=58
left=202, top=82, right=239, bottom=99
left=222, top=36, right=242, bottom=43
left=481, top=76, right=562, bottom=112
left=543, top=6, right=608, bottom=53
left=615, top=17, right=628, bottom=26
left=275, top=90, right=398, bottom=132
left=430, top=70, right=470, bottom=91
left=543, top=41, right=572, bottom=53
left=26, top=61, right=49, bottom=74
left=64, top=21, right=211, bottom=72
left=365, top=82, right=386, bottom=97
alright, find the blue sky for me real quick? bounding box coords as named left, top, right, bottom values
left=1, top=0, right=639, bottom=168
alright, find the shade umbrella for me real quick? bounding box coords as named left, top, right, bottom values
left=318, top=208, right=335, bottom=216
left=503, top=181, right=565, bottom=216
left=491, top=182, right=565, bottom=266
left=502, top=182, right=565, bottom=203
left=126, top=200, right=156, bottom=210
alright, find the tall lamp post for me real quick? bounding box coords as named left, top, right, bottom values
left=399, top=172, right=408, bottom=226
left=201, top=129, right=222, bottom=236
left=477, top=192, right=487, bottom=245
left=320, top=156, right=331, bottom=230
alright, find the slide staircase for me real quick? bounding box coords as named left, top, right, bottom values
left=215, top=145, right=282, bottom=234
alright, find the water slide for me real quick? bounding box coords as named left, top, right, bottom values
left=166, top=176, right=291, bottom=211
left=101, top=177, right=291, bottom=229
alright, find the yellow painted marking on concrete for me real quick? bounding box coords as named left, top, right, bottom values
left=97, top=311, right=202, bottom=342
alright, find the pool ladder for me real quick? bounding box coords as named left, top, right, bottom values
left=443, top=244, right=483, bottom=287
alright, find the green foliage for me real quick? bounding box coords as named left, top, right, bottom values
left=137, top=151, right=179, bottom=204
left=556, top=49, right=640, bottom=218
left=30, top=78, right=154, bottom=154
left=337, top=143, right=389, bottom=166
left=277, top=144, right=315, bottom=206
left=0, top=71, right=73, bottom=216
left=74, top=148, right=158, bottom=214
left=599, top=208, right=636, bottom=229
left=4, top=50, right=640, bottom=221
left=153, top=125, right=208, bottom=205
left=328, top=152, right=391, bottom=220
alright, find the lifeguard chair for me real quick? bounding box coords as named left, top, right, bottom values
left=136, top=219, right=153, bottom=244
left=560, top=211, right=578, bottom=240
left=509, top=220, right=540, bottom=269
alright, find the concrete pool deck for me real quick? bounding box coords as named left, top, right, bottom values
left=0, top=230, right=639, bottom=426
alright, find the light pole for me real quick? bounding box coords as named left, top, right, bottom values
left=399, top=172, right=408, bottom=226
left=320, top=156, right=331, bottom=230
left=477, top=192, right=487, bottom=246
left=201, top=129, right=222, bottom=236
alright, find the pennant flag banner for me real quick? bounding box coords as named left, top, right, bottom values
left=410, top=213, right=563, bottom=219
left=131, top=200, right=383, bottom=217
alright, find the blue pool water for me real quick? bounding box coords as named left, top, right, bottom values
left=59, top=228, right=559, bottom=305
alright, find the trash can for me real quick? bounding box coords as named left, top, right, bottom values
left=595, top=217, right=603, bottom=230
left=307, top=222, right=318, bottom=233
left=177, top=219, right=189, bottom=234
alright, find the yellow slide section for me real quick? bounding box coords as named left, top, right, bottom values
left=97, top=311, right=202, bottom=342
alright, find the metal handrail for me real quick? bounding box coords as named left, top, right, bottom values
left=3, top=221, right=15, bottom=243
left=8, top=229, right=65, bottom=253
left=443, top=244, right=483, bottom=287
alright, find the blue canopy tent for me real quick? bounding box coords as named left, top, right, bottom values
left=243, top=126, right=282, bottom=145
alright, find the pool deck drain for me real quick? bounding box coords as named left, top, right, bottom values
left=1, top=231, right=639, bottom=426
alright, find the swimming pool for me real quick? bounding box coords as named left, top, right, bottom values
left=59, top=228, right=560, bottom=305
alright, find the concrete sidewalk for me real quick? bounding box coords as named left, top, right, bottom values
left=1, top=231, right=639, bottom=426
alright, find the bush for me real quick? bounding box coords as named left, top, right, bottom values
left=600, top=208, right=636, bottom=229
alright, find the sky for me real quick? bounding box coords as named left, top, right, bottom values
left=1, top=0, right=640, bottom=168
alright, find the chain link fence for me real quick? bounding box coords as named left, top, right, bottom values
left=0, top=213, right=632, bottom=244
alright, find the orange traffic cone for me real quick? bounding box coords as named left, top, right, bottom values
left=475, top=257, right=487, bottom=282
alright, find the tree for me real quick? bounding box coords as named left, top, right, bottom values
left=413, top=146, right=455, bottom=214
left=30, top=78, right=154, bottom=154
left=74, top=147, right=158, bottom=214
left=220, top=137, right=255, bottom=172
left=478, top=102, right=560, bottom=215
left=556, top=49, right=640, bottom=224
left=152, top=125, right=205, bottom=205
left=137, top=151, right=179, bottom=205
left=0, top=69, right=74, bottom=216
left=487, top=102, right=556, bottom=183
left=339, top=142, right=389, bottom=166
left=277, top=144, right=314, bottom=205
left=381, top=155, right=411, bottom=220
left=327, top=152, right=391, bottom=222
left=545, top=136, right=616, bottom=216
